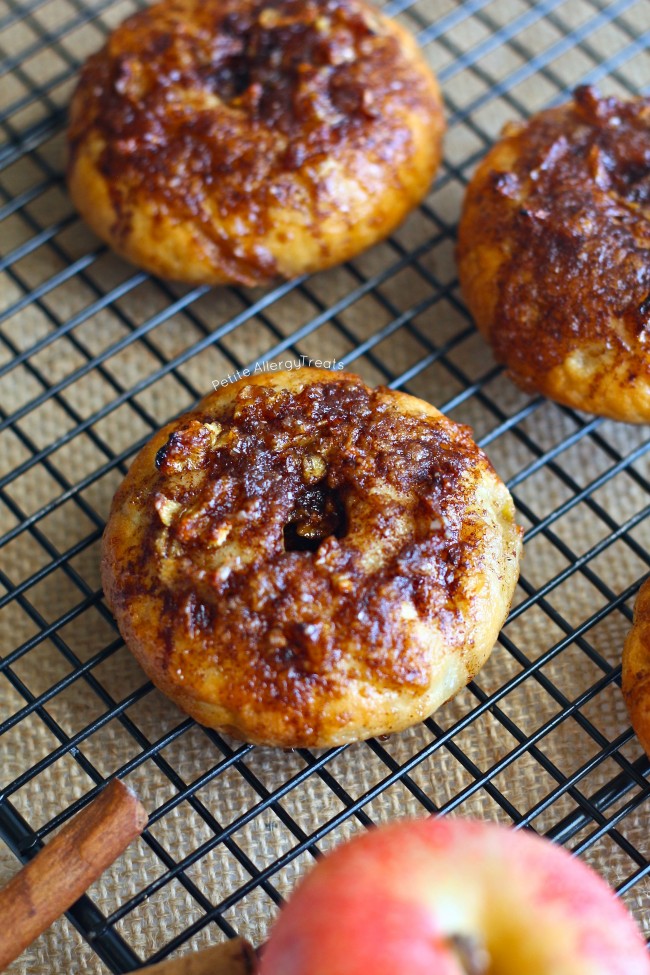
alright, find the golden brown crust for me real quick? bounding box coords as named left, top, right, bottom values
left=101, top=368, right=521, bottom=748
left=67, top=0, right=444, bottom=286
left=622, top=577, right=650, bottom=759
left=458, top=86, right=650, bottom=423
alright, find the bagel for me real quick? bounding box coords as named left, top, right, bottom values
left=101, top=369, right=522, bottom=748
left=622, top=577, right=650, bottom=758
left=458, top=85, right=650, bottom=423
left=67, top=0, right=445, bottom=286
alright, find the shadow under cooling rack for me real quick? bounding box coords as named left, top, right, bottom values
left=1, top=0, right=649, bottom=970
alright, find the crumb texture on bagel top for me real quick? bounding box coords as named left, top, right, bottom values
left=458, top=86, right=650, bottom=422
left=67, top=0, right=444, bottom=285
left=102, top=370, right=521, bottom=747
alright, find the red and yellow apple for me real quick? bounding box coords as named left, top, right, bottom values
left=259, top=817, right=649, bottom=975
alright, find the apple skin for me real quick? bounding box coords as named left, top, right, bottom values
left=258, top=817, right=649, bottom=975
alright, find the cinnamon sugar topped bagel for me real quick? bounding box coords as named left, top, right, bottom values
left=622, top=577, right=650, bottom=759
left=102, top=369, right=521, bottom=748
left=458, top=86, right=650, bottom=423
left=67, top=0, right=444, bottom=286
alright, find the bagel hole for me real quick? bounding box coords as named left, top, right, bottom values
left=283, top=485, right=347, bottom=553
left=209, top=59, right=251, bottom=102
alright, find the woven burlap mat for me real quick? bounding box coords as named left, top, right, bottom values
left=1, top=0, right=649, bottom=971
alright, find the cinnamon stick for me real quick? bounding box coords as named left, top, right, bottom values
left=0, top=779, right=148, bottom=971
left=136, top=939, right=258, bottom=975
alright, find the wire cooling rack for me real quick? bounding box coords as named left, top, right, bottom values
left=1, top=0, right=649, bottom=970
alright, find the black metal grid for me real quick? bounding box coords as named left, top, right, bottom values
left=1, top=0, right=649, bottom=969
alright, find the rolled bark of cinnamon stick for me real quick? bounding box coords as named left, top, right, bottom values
left=0, top=779, right=148, bottom=971
left=136, top=939, right=258, bottom=975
